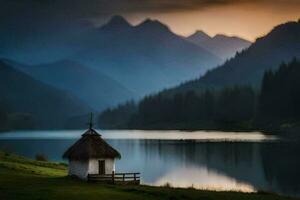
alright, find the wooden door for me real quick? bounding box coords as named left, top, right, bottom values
left=98, top=160, right=105, bottom=175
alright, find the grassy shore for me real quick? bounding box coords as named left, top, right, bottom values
left=0, top=151, right=297, bottom=200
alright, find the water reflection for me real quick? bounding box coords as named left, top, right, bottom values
left=0, top=131, right=299, bottom=196
left=153, top=167, right=255, bottom=192
left=111, top=140, right=268, bottom=191
left=108, top=139, right=300, bottom=196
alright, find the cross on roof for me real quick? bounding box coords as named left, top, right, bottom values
left=88, top=113, right=93, bottom=130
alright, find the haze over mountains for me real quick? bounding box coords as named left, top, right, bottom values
left=99, top=19, right=300, bottom=130
left=1, top=15, right=231, bottom=112
left=2, top=16, right=298, bottom=130
left=163, top=20, right=300, bottom=94
left=186, top=31, right=251, bottom=60
left=10, top=60, right=134, bottom=110
left=72, top=16, right=222, bottom=96
left=0, top=61, right=91, bottom=129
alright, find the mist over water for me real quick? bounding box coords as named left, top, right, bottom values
left=0, top=130, right=299, bottom=196
left=0, top=130, right=277, bottom=141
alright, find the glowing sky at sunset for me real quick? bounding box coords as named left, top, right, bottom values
left=120, top=1, right=300, bottom=41
left=1, top=0, right=300, bottom=41
left=125, top=5, right=299, bottom=41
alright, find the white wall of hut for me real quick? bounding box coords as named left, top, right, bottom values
left=68, top=158, right=116, bottom=180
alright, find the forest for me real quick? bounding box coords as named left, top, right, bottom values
left=99, top=59, right=300, bottom=133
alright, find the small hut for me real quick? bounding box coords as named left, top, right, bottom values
left=63, top=114, right=121, bottom=180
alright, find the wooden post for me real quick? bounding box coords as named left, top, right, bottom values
left=112, top=171, right=115, bottom=184
left=134, top=173, right=136, bottom=181
left=123, top=173, right=125, bottom=181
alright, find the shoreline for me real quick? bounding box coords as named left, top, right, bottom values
left=0, top=151, right=297, bottom=200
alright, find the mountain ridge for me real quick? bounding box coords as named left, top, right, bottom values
left=72, top=15, right=223, bottom=98
left=8, top=59, right=135, bottom=111
left=188, top=30, right=212, bottom=43
left=0, top=60, right=91, bottom=129
left=167, top=19, right=300, bottom=94
left=187, top=31, right=251, bottom=59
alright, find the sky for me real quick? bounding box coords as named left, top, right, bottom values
left=1, top=0, right=300, bottom=41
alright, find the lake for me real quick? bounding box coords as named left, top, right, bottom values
left=0, top=130, right=299, bottom=196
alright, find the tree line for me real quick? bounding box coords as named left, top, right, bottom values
left=99, top=59, right=300, bottom=132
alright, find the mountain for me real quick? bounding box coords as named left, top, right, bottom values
left=187, top=31, right=251, bottom=60
left=72, top=16, right=222, bottom=97
left=99, top=59, right=300, bottom=133
left=170, top=20, right=300, bottom=93
left=100, top=15, right=132, bottom=31
left=187, top=30, right=212, bottom=44
left=1, top=15, right=222, bottom=102
left=0, top=60, right=91, bottom=129
left=10, top=60, right=135, bottom=111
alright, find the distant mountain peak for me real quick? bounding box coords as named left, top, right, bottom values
left=212, top=34, right=245, bottom=42
left=100, top=15, right=132, bottom=31
left=187, top=31, right=251, bottom=59
left=176, top=19, right=300, bottom=92
left=213, top=34, right=228, bottom=39
left=110, top=15, right=130, bottom=25
left=188, top=30, right=211, bottom=42
left=136, top=18, right=170, bottom=32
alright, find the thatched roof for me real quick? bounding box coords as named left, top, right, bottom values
left=63, top=128, right=121, bottom=160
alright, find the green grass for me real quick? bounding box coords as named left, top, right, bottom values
left=0, top=151, right=298, bottom=200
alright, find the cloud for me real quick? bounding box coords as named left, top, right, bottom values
left=1, top=0, right=300, bottom=20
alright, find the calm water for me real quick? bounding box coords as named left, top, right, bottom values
left=0, top=130, right=299, bottom=196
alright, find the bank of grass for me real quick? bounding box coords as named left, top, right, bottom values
left=0, top=151, right=297, bottom=200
